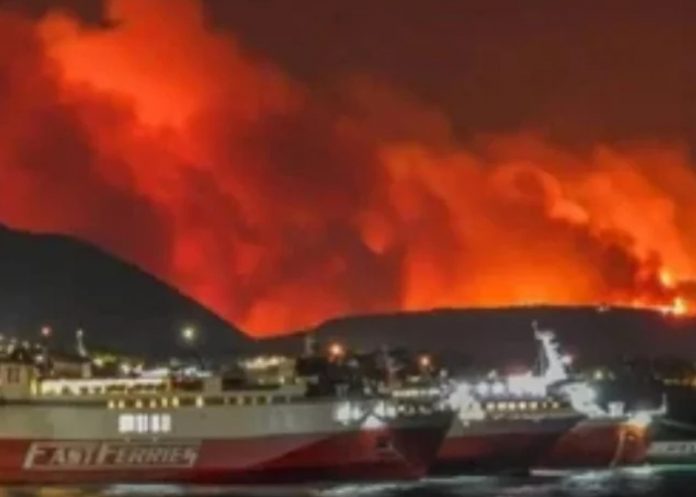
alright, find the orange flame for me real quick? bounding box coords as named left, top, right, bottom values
left=0, top=1, right=694, bottom=336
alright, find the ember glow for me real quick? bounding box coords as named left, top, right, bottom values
left=2, top=0, right=696, bottom=335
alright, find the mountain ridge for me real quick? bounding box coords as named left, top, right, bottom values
left=0, top=224, right=256, bottom=359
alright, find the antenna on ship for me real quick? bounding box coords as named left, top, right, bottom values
left=76, top=328, right=88, bottom=358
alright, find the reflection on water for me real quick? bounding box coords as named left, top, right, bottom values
left=3, top=467, right=696, bottom=497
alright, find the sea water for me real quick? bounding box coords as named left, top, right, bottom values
left=3, top=466, right=696, bottom=497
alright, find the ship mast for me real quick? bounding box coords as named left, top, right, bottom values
left=532, top=321, right=569, bottom=386
left=76, top=329, right=88, bottom=358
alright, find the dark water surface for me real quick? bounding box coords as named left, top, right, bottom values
left=3, top=467, right=696, bottom=497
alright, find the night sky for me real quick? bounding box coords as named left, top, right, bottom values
left=2, top=0, right=696, bottom=336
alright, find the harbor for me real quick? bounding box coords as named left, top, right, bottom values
left=0, top=322, right=691, bottom=487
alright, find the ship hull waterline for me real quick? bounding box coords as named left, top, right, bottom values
left=538, top=418, right=650, bottom=469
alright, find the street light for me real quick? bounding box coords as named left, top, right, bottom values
left=180, top=326, right=204, bottom=370
left=40, top=326, right=53, bottom=359
left=419, top=354, right=432, bottom=369
left=181, top=326, right=197, bottom=345
left=328, top=342, right=345, bottom=359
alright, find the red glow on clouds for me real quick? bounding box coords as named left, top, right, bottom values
left=1, top=0, right=695, bottom=335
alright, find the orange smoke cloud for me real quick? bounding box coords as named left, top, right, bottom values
left=1, top=0, right=695, bottom=336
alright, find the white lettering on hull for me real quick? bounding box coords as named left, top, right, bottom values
left=648, top=441, right=696, bottom=457
left=23, top=442, right=200, bottom=470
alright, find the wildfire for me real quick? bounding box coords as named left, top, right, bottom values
left=661, top=296, right=689, bottom=317
left=0, top=1, right=695, bottom=336
left=659, top=269, right=675, bottom=289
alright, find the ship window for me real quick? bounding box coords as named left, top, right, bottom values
left=119, top=413, right=171, bottom=434
left=160, top=413, right=172, bottom=433
left=119, top=414, right=135, bottom=433
left=136, top=414, right=148, bottom=433
left=151, top=413, right=161, bottom=432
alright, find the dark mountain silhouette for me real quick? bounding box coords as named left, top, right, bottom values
left=267, top=306, right=696, bottom=373
left=0, top=224, right=255, bottom=360
left=1, top=223, right=694, bottom=371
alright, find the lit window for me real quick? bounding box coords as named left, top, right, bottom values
left=151, top=414, right=161, bottom=433
left=161, top=413, right=172, bottom=433
left=161, top=398, right=169, bottom=408
left=195, top=396, right=204, bottom=408
left=119, top=414, right=134, bottom=433
left=172, top=397, right=179, bottom=407
left=136, top=414, right=148, bottom=433
left=118, top=413, right=171, bottom=435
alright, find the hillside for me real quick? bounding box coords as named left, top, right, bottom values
left=1, top=223, right=693, bottom=369
left=0, top=225, right=255, bottom=359
left=266, top=306, right=696, bottom=372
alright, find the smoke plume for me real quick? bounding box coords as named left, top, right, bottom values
left=1, top=0, right=695, bottom=335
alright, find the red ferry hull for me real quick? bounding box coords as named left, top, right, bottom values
left=432, top=416, right=580, bottom=475
left=539, top=419, right=649, bottom=468
left=433, top=432, right=561, bottom=474
left=0, top=424, right=448, bottom=484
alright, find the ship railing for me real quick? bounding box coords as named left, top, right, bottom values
left=37, top=377, right=170, bottom=397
